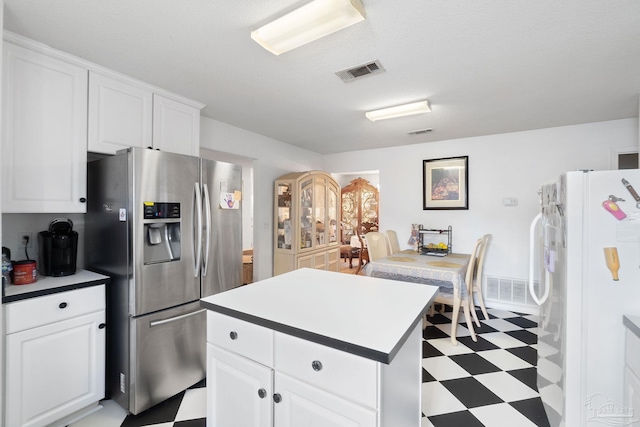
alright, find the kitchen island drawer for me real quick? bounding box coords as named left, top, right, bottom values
left=274, top=331, right=378, bottom=409
left=207, top=311, right=273, bottom=367
left=5, top=285, right=105, bottom=334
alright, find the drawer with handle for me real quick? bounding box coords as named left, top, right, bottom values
left=207, top=311, right=274, bottom=367
left=5, top=285, right=105, bottom=334
left=274, top=331, right=378, bottom=408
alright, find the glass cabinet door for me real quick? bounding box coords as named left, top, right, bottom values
left=328, top=185, right=338, bottom=244
left=276, top=183, right=292, bottom=249
left=314, top=177, right=326, bottom=247
left=300, top=179, right=313, bottom=250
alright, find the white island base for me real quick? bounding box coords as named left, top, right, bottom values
left=201, top=268, right=439, bottom=427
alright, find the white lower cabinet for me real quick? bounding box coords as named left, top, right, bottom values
left=275, top=372, right=376, bottom=426
left=624, top=327, right=640, bottom=425
left=207, top=310, right=422, bottom=427
left=5, top=285, right=106, bottom=427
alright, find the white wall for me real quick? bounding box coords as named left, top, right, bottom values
left=200, top=117, right=324, bottom=280
left=324, top=118, right=639, bottom=282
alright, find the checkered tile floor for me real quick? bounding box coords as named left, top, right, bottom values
left=422, top=307, right=550, bottom=427
left=71, top=307, right=550, bottom=427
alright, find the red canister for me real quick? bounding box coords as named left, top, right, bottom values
left=13, top=260, right=37, bottom=285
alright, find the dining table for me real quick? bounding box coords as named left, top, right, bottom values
left=363, top=249, right=475, bottom=344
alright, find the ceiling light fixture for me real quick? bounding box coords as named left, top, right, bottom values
left=365, top=100, right=431, bottom=122
left=251, top=0, right=366, bottom=55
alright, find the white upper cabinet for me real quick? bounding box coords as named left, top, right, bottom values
left=88, top=72, right=153, bottom=154
left=153, top=94, right=201, bottom=156
left=88, top=73, right=201, bottom=156
left=2, top=41, right=88, bottom=213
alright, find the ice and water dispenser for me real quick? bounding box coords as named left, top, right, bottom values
left=143, top=202, right=181, bottom=264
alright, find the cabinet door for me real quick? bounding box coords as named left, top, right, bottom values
left=88, top=72, right=153, bottom=154
left=326, top=248, right=340, bottom=272
left=208, top=344, right=273, bottom=427
left=152, top=94, right=200, bottom=156
left=2, top=42, right=88, bottom=213
left=5, top=311, right=106, bottom=427
left=274, top=372, right=376, bottom=427
left=296, top=254, right=314, bottom=269
left=624, top=366, right=640, bottom=427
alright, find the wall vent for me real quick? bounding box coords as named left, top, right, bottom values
left=407, top=128, right=433, bottom=136
left=335, top=60, right=385, bottom=82
left=482, top=276, right=539, bottom=314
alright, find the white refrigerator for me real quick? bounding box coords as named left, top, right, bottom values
left=529, top=169, right=640, bottom=426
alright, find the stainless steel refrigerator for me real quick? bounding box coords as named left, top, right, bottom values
left=529, top=169, right=640, bottom=426
left=86, top=147, right=242, bottom=414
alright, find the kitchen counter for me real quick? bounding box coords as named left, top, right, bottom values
left=2, top=269, right=110, bottom=303
left=624, top=315, right=640, bottom=339
left=200, top=267, right=439, bottom=364
left=202, top=268, right=439, bottom=426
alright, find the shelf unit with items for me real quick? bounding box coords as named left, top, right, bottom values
left=274, top=171, right=340, bottom=275
left=418, top=226, right=452, bottom=256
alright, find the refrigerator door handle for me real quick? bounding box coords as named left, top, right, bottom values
left=529, top=213, right=550, bottom=305
left=202, top=183, right=212, bottom=277
left=149, top=309, right=207, bottom=327
left=193, top=182, right=203, bottom=277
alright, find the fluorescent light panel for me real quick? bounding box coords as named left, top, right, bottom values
left=251, top=0, right=366, bottom=55
left=366, top=100, right=431, bottom=122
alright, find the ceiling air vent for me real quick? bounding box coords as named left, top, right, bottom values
left=407, top=128, right=433, bottom=136
left=335, top=60, right=385, bottom=82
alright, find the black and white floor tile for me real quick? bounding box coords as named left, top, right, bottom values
left=71, top=308, right=550, bottom=427
left=421, top=307, right=550, bottom=427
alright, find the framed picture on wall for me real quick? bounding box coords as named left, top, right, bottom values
left=423, top=156, right=469, bottom=210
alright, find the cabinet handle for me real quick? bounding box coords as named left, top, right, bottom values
left=258, top=388, right=266, bottom=399
left=312, top=360, right=323, bottom=371
left=99, top=323, right=106, bottom=329
left=273, top=393, right=282, bottom=403
left=229, top=331, right=238, bottom=340
left=59, top=302, right=68, bottom=309
left=79, top=197, right=87, bottom=203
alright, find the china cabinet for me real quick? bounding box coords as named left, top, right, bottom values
left=274, top=171, right=340, bottom=275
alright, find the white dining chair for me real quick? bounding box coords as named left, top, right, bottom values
left=385, top=230, right=401, bottom=254
left=428, top=238, right=482, bottom=345
left=364, top=231, right=389, bottom=262
left=469, top=234, right=492, bottom=326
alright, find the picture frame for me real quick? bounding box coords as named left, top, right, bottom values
left=423, top=156, right=468, bottom=210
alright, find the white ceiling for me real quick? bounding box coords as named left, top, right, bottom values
left=3, top=0, right=640, bottom=154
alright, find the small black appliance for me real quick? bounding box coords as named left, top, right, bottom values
left=38, top=218, right=78, bottom=276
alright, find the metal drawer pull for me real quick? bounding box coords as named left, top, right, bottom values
left=149, top=309, right=206, bottom=327
left=99, top=323, right=106, bottom=329
left=273, top=393, right=282, bottom=403
left=312, top=360, right=323, bottom=371
left=229, top=331, right=238, bottom=340
left=258, top=388, right=266, bottom=398
left=59, top=302, right=68, bottom=309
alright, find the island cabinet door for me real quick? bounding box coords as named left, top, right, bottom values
left=207, top=344, right=273, bottom=427
left=273, top=372, right=377, bottom=427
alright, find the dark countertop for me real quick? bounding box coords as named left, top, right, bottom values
left=3, top=269, right=110, bottom=303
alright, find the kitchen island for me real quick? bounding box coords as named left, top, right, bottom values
left=200, top=268, right=439, bottom=427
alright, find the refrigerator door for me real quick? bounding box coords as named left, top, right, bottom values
left=200, top=159, right=243, bottom=297
left=536, top=170, right=640, bottom=427
left=536, top=175, right=571, bottom=427
left=131, top=148, right=201, bottom=316
left=129, top=301, right=206, bottom=414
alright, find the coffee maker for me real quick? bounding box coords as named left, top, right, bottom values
left=38, top=218, right=78, bottom=276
